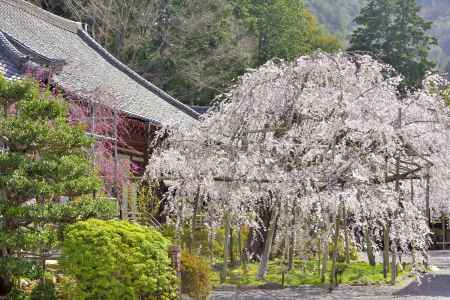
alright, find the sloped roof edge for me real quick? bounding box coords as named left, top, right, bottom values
left=3, top=32, right=66, bottom=68
left=3, top=0, right=200, bottom=122
left=77, top=29, right=200, bottom=121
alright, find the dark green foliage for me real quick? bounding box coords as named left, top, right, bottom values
left=30, top=281, right=57, bottom=300
left=349, top=0, right=437, bottom=89
left=61, top=219, right=177, bottom=300
left=181, top=252, right=212, bottom=300
left=136, top=0, right=252, bottom=106
left=0, top=76, right=103, bottom=295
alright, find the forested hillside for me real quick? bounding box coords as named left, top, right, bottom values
left=306, top=0, right=450, bottom=72
left=27, top=0, right=340, bottom=106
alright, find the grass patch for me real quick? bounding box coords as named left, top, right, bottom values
left=211, top=259, right=411, bottom=287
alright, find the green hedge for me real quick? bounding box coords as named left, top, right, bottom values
left=61, top=219, right=177, bottom=300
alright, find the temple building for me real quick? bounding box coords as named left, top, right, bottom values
left=0, top=0, right=199, bottom=218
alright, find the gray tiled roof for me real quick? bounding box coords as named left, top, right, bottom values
left=0, top=0, right=199, bottom=126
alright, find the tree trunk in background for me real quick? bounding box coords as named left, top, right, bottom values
left=257, top=208, right=279, bottom=280
left=364, top=225, right=376, bottom=266
left=383, top=224, right=390, bottom=279
left=247, top=206, right=272, bottom=259
left=0, top=249, right=12, bottom=297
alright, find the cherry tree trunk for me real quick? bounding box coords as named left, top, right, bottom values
left=364, top=225, right=376, bottom=266
left=257, top=208, right=279, bottom=280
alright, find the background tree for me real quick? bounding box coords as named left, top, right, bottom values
left=233, top=0, right=341, bottom=64
left=28, top=0, right=341, bottom=106
left=349, top=0, right=437, bottom=89
left=0, top=76, right=112, bottom=297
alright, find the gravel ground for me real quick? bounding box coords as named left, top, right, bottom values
left=210, top=251, right=450, bottom=300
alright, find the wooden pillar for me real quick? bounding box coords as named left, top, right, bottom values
left=169, top=245, right=182, bottom=299
left=442, top=215, right=446, bottom=250
left=113, top=110, right=122, bottom=219
left=143, top=121, right=151, bottom=168
left=90, top=101, right=96, bottom=167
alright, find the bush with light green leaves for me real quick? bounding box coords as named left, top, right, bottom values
left=61, top=219, right=177, bottom=300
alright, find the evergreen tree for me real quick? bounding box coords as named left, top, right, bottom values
left=350, top=0, right=437, bottom=89
left=0, top=76, right=111, bottom=297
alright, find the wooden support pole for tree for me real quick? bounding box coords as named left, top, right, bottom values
left=320, top=218, right=329, bottom=284
left=237, top=225, right=242, bottom=266
left=343, top=201, right=350, bottom=264
left=230, top=227, right=235, bottom=266
left=425, top=165, right=431, bottom=227
left=382, top=153, right=390, bottom=279
left=169, top=245, right=182, bottom=300
left=288, top=209, right=296, bottom=271
left=383, top=224, right=390, bottom=279
left=221, top=213, right=231, bottom=283
left=330, top=209, right=341, bottom=289
left=189, top=185, right=201, bottom=254
left=442, top=214, right=446, bottom=251
left=112, top=109, right=121, bottom=219
left=90, top=101, right=96, bottom=167
left=391, top=108, right=401, bottom=285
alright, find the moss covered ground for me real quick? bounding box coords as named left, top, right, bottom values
left=211, top=259, right=412, bottom=287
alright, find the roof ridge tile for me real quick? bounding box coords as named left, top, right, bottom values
left=0, top=0, right=82, bottom=33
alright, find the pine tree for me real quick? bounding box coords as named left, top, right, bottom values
left=350, top=0, right=437, bottom=90
left=0, top=76, right=108, bottom=296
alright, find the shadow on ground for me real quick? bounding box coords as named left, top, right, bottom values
left=393, top=274, right=450, bottom=297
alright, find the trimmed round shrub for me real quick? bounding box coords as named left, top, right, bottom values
left=181, top=252, right=212, bottom=300
left=61, top=219, right=177, bottom=300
